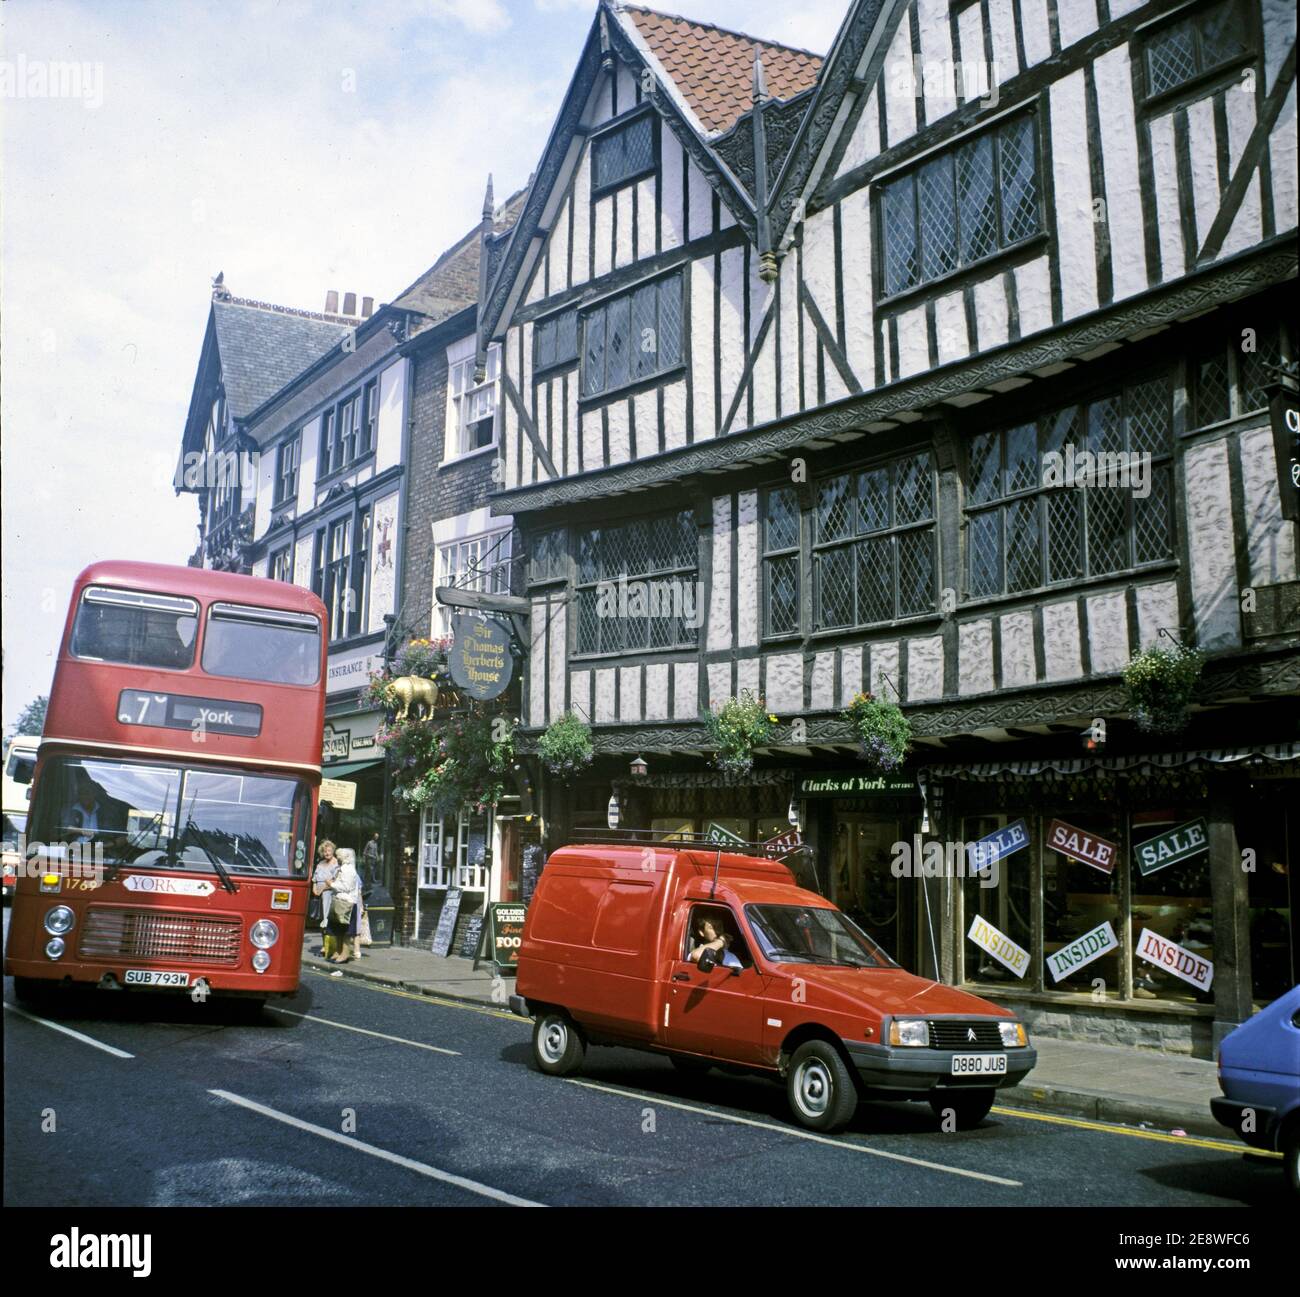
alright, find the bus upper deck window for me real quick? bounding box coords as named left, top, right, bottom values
left=71, top=588, right=199, bottom=670
left=202, top=603, right=322, bottom=687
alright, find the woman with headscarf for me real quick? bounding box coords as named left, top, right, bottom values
left=326, top=847, right=362, bottom=964
left=312, top=840, right=339, bottom=960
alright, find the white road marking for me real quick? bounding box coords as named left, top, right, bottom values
left=567, top=1078, right=1023, bottom=1187
left=3, top=1001, right=135, bottom=1059
left=266, top=1007, right=460, bottom=1056
left=209, top=1089, right=543, bottom=1207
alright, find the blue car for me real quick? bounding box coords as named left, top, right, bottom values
left=1211, top=985, right=1300, bottom=1194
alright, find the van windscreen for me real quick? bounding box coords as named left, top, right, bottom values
left=746, top=904, right=897, bottom=968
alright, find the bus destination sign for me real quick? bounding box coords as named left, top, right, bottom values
left=117, top=690, right=263, bottom=738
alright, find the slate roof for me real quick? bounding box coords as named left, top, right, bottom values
left=620, top=5, right=823, bottom=137
left=211, top=297, right=353, bottom=420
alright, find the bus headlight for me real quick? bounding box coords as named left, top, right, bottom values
left=888, top=1019, right=930, bottom=1047
left=249, top=919, right=279, bottom=949
left=251, top=949, right=272, bottom=973
left=999, top=1021, right=1027, bottom=1047
left=44, top=905, right=76, bottom=935
left=46, top=937, right=66, bottom=960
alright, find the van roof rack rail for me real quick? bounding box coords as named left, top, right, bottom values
left=571, top=827, right=808, bottom=858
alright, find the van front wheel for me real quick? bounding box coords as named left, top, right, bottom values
left=787, top=1041, right=858, bottom=1132
left=533, top=1011, right=585, bottom=1077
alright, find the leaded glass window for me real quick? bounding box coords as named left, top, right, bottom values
left=880, top=112, right=1041, bottom=297
left=535, top=309, right=579, bottom=374
left=575, top=509, right=699, bottom=654
left=763, top=487, right=801, bottom=637
left=813, top=453, right=936, bottom=629
left=965, top=374, right=1176, bottom=599
left=1190, top=321, right=1289, bottom=429
left=527, top=527, right=567, bottom=584
left=592, top=113, right=656, bottom=193
left=1143, top=0, right=1250, bottom=100
left=581, top=271, right=683, bottom=399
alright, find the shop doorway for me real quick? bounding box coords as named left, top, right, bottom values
left=830, top=813, right=921, bottom=972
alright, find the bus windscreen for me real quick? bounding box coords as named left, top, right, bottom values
left=201, top=602, right=321, bottom=686
left=71, top=587, right=199, bottom=669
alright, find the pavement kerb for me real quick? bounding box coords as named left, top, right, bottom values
left=300, top=950, right=1228, bottom=1142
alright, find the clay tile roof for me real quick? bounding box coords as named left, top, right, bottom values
left=620, top=4, right=823, bottom=137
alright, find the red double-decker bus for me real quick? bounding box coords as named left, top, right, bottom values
left=6, top=561, right=327, bottom=1007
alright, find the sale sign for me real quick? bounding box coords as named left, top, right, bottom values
left=1046, top=921, right=1119, bottom=982
left=967, top=819, right=1030, bottom=870
left=1134, top=818, right=1208, bottom=876
left=967, top=914, right=1030, bottom=978
left=1136, top=928, right=1214, bottom=992
left=1047, top=819, right=1119, bottom=875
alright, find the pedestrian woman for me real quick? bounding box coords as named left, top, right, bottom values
left=313, top=840, right=339, bottom=960
left=326, top=847, right=362, bottom=965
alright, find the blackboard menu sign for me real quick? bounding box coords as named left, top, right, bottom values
left=432, top=887, right=463, bottom=957
left=459, top=913, right=485, bottom=959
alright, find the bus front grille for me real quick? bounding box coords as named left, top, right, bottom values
left=78, top=907, right=242, bottom=965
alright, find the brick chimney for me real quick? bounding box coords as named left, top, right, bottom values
left=325, top=289, right=339, bottom=314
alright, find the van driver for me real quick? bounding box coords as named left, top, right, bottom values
left=688, top=912, right=739, bottom=966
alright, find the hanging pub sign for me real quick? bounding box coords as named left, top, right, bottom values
left=1046, top=921, right=1119, bottom=983
left=1047, top=819, right=1119, bottom=875
left=967, top=914, right=1030, bottom=978
left=449, top=615, right=513, bottom=701
left=967, top=819, right=1030, bottom=869
left=1134, top=818, right=1209, bottom=877
left=1136, top=927, right=1214, bottom=992
left=706, top=822, right=746, bottom=848
left=1266, top=381, right=1299, bottom=522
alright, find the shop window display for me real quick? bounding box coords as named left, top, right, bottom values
left=963, top=814, right=1035, bottom=987
left=1041, top=811, right=1124, bottom=998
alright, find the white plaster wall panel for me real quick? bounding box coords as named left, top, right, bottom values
left=663, top=378, right=687, bottom=452
left=660, top=127, right=686, bottom=250
left=1239, top=424, right=1298, bottom=584
left=918, top=0, right=957, bottom=122
left=838, top=85, right=881, bottom=178
left=778, top=252, right=801, bottom=414
left=691, top=258, right=718, bottom=439
left=551, top=196, right=571, bottom=295
left=1108, top=0, right=1148, bottom=16
left=882, top=19, right=917, bottom=147
left=615, top=62, right=637, bottom=113
left=1019, top=0, right=1053, bottom=67
left=606, top=400, right=631, bottom=467
left=1268, top=83, right=1298, bottom=235
left=635, top=174, right=657, bottom=259
left=956, top=1, right=986, bottom=98
left=1041, top=601, right=1083, bottom=681
left=548, top=600, right=568, bottom=723
left=824, top=356, right=850, bottom=405
left=520, top=323, right=534, bottom=460
left=593, top=194, right=614, bottom=279
left=687, top=153, right=714, bottom=241
left=524, top=261, right=544, bottom=308
left=375, top=357, right=407, bottom=474
left=803, top=210, right=838, bottom=347
left=251, top=556, right=268, bottom=578
left=1148, top=113, right=1185, bottom=281
left=566, top=373, right=581, bottom=476
left=673, top=661, right=699, bottom=720
left=972, top=272, right=1009, bottom=351
left=839, top=646, right=863, bottom=705
left=1057, top=0, right=1098, bottom=49
left=570, top=669, right=592, bottom=723
left=707, top=661, right=732, bottom=709
left=367, top=491, right=399, bottom=633
left=1094, top=45, right=1148, bottom=302
left=906, top=634, right=945, bottom=701
left=530, top=599, right=547, bottom=727
left=752, top=325, right=777, bottom=429
left=633, top=388, right=657, bottom=460
left=718, top=247, right=746, bottom=431
left=764, top=653, right=804, bottom=714
left=802, top=296, right=820, bottom=401
left=502, top=373, right=519, bottom=489
left=1185, top=439, right=1242, bottom=649
left=581, top=409, right=603, bottom=470
left=1050, top=71, right=1098, bottom=320
left=736, top=656, right=760, bottom=700
left=935, top=290, right=968, bottom=365
left=1134, top=581, right=1179, bottom=650
left=999, top=611, right=1036, bottom=686
left=736, top=490, right=759, bottom=648
left=645, top=663, right=670, bottom=721
left=296, top=416, right=319, bottom=514
left=253, top=443, right=275, bottom=540
left=811, top=652, right=835, bottom=711
left=294, top=535, right=314, bottom=590
left=1262, top=0, right=1296, bottom=93
left=897, top=305, right=930, bottom=378
left=719, top=203, right=736, bottom=231
left=570, top=150, right=591, bottom=287
left=1219, top=83, right=1262, bottom=260
left=619, top=665, right=642, bottom=723
left=613, top=186, right=634, bottom=270
left=958, top=619, right=995, bottom=695
left=1085, top=591, right=1130, bottom=675
left=840, top=186, right=874, bottom=389
left=867, top=640, right=900, bottom=700
left=1186, top=96, right=1221, bottom=253
left=594, top=668, right=617, bottom=723
left=748, top=256, right=772, bottom=350
left=1014, top=256, right=1053, bottom=337
left=708, top=495, right=733, bottom=651
left=987, top=0, right=1021, bottom=82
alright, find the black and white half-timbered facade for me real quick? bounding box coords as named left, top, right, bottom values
left=479, top=0, right=1298, bottom=1053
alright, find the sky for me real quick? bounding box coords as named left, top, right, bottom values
left=0, top=0, right=847, bottom=734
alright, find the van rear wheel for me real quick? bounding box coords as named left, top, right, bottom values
left=787, top=1041, right=858, bottom=1132
left=928, top=1089, right=995, bottom=1130
left=532, top=1011, right=585, bottom=1077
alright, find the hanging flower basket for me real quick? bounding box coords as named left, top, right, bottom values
left=703, top=691, right=777, bottom=778
left=1122, top=642, right=1204, bottom=735
left=538, top=711, right=594, bottom=776
left=843, top=690, right=911, bottom=772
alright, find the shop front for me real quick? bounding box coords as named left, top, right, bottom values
left=319, top=709, right=385, bottom=878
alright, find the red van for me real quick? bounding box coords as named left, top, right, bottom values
left=510, top=836, right=1036, bottom=1132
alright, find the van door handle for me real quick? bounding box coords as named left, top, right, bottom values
left=672, top=972, right=691, bottom=982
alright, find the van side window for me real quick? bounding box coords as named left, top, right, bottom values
left=685, top=905, right=752, bottom=969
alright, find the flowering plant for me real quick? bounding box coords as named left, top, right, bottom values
left=703, top=692, right=777, bottom=777
left=394, top=708, right=515, bottom=815
left=1122, top=642, right=1204, bottom=735
left=843, top=690, right=911, bottom=771
left=538, top=712, right=594, bottom=776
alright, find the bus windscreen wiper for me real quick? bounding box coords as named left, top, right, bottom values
left=182, top=819, right=239, bottom=893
